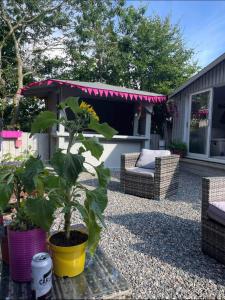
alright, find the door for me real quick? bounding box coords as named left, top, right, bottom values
left=188, top=90, right=212, bottom=157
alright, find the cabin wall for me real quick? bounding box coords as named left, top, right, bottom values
left=57, top=136, right=144, bottom=169
left=171, top=59, right=225, bottom=142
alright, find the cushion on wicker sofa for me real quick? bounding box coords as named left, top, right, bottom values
left=207, top=201, right=225, bottom=226
left=125, top=167, right=154, bottom=177
left=136, top=149, right=171, bottom=169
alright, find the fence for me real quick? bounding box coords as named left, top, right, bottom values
left=0, top=132, right=49, bottom=161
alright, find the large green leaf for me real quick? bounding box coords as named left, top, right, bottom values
left=86, top=211, right=101, bottom=256
left=25, top=197, right=56, bottom=231
left=81, top=137, right=104, bottom=160
left=95, top=163, right=111, bottom=188
left=60, top=97, right=82, bottom=114
left=88, top=118, right=118, bottom=139
left=51, top=151, right=84, bottom=184
left=0, top=183, right=13, bottom=212
left=31, top=111, right=58, bottom=135
left=86, top=187, right=108, bottom=225
left=22, top=157, right=44, bottom=192
left=0, top=169, right=14, bottom=183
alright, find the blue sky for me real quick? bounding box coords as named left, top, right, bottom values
left=129, top=0, right=225, bottom=68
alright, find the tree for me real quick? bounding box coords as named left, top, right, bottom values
left=61, top=3, right=198, bottom=94
left=0, top=0, right=70, bottom=125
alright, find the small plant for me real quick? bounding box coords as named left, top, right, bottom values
left=0, top=154, right=56, bottom=231
left=168, top=141, right=187, bottom=157
left=28, top=97, right=117, bottom=254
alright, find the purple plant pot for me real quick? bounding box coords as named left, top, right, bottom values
left=8, top=228, right=47, bottom=282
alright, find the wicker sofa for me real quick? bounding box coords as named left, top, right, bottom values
left=202, top=177, right=225, bottom=264
left=120, top=152, right=180, bottom=200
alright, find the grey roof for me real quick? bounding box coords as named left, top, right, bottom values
left=57, top=80, right=165, bottom=97
left=169, top=52, right=225, bottom=98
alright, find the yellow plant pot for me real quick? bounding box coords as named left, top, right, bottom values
left=49, top=233, right=88, bottom=277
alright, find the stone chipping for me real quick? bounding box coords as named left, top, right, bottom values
left=54, top=171, right=225, bottom=299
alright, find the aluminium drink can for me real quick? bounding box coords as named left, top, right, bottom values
left=31, top=252, right=52, bottom=300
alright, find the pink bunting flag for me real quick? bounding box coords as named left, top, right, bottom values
left=134, top=94, right=138, bottom=101
left=99, top=89, right=104, bottom=96
left=124, top=93, right=128, bottom=100
left=93, top=89, right=99, bottom=96
left=114, top=91, right=119, bottom=97
left=87, top=88, right=93, bottom=95
left=109, top=90, right=114, bottom=97
left=129, top=94, right=133, bottom=100
left=104, top=90, right=109, bottom=97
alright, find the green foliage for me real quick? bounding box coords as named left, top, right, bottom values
left=56, top=1, right=199, bottom=95
left=88, top=118, right=118, bottom=139
left=1, top=0, right=199, bottom=129
left=168, top=140, right=187, bottom=157
left=80, top=136, right=104, bottom=160
left=10, top=204, right=36, bottom=231
left=29, top=97, right=117, bottom=254
left=168, top=141, right=187, bottom=152
left=0, top=154, right=53, bottom=230
left=2, top=97, right=45, bottom=132
left=51, top=151, right=84, bottom=184
left=31, top=111, right=58, bottom=135
left=0, top=183, right=14, bottom=213
left=25, top=196, right=56, bottom=231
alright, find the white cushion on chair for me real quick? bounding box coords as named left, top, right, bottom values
left=126, top=167, right=155, bottom=177
left=136, top=149, right=171, bottom=169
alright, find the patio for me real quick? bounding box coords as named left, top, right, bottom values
left=77, top=171, right=225, bottom=299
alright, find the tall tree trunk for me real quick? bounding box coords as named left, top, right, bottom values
left=0, top=46, right=5, bottom=88
left=11, top=33, right=23, bottom=126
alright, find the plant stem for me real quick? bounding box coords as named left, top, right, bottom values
left=64, top=207, right=71, bottom=240
left=67, top=131, right=74, bottom=154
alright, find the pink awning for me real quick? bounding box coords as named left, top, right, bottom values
left=20, top=79, right=167, bottom=103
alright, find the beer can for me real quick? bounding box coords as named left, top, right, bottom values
left=31, top=252, right=52, bottom=300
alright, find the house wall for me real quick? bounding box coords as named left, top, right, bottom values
left=0, top=132, right=49, bottom=162
left=171, top=60, right=225, bottom=142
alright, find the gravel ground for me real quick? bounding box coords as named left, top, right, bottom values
left=54, top=171, right=225, bottom=299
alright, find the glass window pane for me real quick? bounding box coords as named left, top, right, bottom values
left=189, top=91, right=210, bottom=154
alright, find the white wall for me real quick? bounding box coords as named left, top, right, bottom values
left=0, top=132, right=49, bottom=162
left=58, top=136, right=142, bottom=169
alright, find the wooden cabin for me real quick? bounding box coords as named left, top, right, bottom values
left=21, top=79, right=167, bottom=168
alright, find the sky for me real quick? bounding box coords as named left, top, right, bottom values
left=130, top=0, right=225, bottom=68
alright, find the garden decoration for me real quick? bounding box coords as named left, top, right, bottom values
left=168, top=141, right=187, bottom=158
left=29, top=97, right=117, bottom=277
left=0, top=154, right=53, bottom=282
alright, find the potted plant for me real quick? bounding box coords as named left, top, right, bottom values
left=0, top=155, right=54, bottom=282
left=27, top=97, right=117, bottom=277
left=168, top=141, right=187, bottom=158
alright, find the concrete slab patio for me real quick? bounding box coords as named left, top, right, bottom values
left=80, top=171, right=225, bottom=299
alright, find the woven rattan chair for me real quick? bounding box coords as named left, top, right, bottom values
left=202, top=177, right=225, bottom=264
left=120, top=152, right=179, bottom=200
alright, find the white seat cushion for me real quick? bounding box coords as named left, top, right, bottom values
left=136, top=149, right=171, bottom=169
left=126, top=167, right=154, bottom=177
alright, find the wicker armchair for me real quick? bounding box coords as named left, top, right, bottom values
left=202, top=177, right=225, bottom=264
left=120, top=152, right=180, bottom=200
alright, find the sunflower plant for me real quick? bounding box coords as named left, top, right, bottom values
left=26, top=97, right=117, bottom=254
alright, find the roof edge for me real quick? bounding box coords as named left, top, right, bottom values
left=169, top=52, right=225, bottom=98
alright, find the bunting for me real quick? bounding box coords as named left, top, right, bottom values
left=20, top=79, right=167, bottom=103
